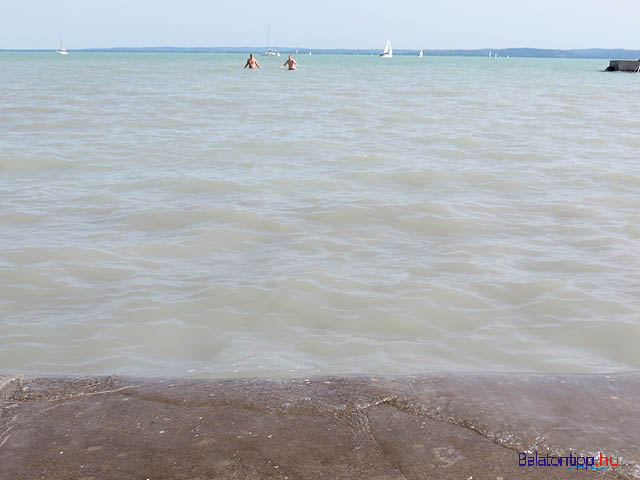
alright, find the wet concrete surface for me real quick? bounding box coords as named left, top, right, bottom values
left=1, top=373, right=639, bottom=479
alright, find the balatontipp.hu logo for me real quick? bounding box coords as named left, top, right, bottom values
left=519, top=452, right=620, bottom=471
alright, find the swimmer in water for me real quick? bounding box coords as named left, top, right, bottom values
left=244, top=54, right=261, bottom=70
left=281, top=55, right=297, bottom=70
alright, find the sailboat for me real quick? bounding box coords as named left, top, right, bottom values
left=418, top=48, right=423, bottom=58
left=261, top=26, right=280, bottom=56
left=380, top=40, right=393, bottom=58
left=56, top=37, right=68, bottom=55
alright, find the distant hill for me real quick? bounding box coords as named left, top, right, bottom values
left=2, top=46, right=640, bottom=59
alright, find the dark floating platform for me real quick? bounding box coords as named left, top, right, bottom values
left=2, top=373, right=640, bottom=479
left=604, top=59, right=640, bottom=72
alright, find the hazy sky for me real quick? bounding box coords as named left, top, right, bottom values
left=2, top=0, right=639, bottom=50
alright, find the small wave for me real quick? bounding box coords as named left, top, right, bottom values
left=0, top=154, right=75, bottom=171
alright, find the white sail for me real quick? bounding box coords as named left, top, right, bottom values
left=56, top=37, right=68, bottom=55
left=262, top=26, right=280, bottom=56
left=418, top=48, right=423, bottom=57
left=380, top=39, right=393, bottom=57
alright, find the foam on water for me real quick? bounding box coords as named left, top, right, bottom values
left=1, top=53, right=639, bottom=377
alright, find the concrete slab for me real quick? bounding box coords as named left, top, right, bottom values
left=1, top=374, right=638, bottom=479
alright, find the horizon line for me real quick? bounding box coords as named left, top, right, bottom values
left=2, top=46, right=640, bottom=52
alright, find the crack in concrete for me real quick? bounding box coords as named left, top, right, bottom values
left=361, top=395, right=635, bottom=479
left=366, top=395, right=525, bottom=457
left=67, top=385, right=136, bottom=399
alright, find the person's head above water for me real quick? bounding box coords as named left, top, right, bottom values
left=249, top=53, right=254, bottom=58
left=288, top=55, right=293, bottom=60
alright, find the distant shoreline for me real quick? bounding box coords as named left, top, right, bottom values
left=2, top=46, right=640, bottom=59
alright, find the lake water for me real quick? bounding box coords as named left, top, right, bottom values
left=1, top=53, right=639, bottom=378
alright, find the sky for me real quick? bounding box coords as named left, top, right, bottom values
left=2, top=0, right=640, bottom=50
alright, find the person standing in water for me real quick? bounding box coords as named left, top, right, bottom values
left=281, top=55, right=297, bottom=70
left=244, top=54, right=261, bottom=70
